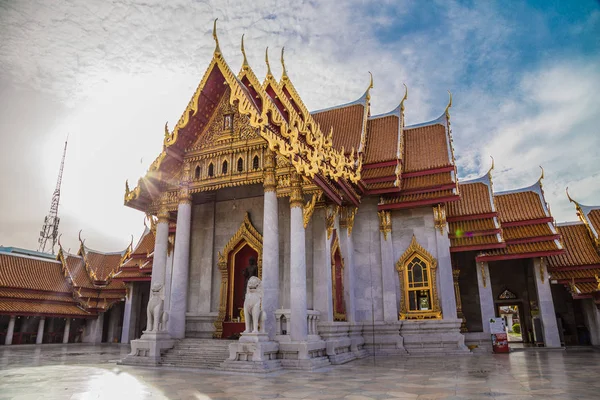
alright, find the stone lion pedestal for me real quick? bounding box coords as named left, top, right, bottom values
left=221, top=277, right=281, bottom=372
left=119, top=284, right=175, bottom=366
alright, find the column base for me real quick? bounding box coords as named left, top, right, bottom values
left=362, top=321, right=407, bottom=356
left=118, top=330, right=175, bottom=366
left=319, top=321, right=355, bottom=365
left=185, top=313, right=218, bottom=339
left=278, top=340, right=331, bottom=370
left=221, top=333, right=281, bottom=373
left=400, top=318, right=470, bottom=355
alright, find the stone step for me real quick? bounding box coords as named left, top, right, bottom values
left=159, top=339, right=234, bottom=368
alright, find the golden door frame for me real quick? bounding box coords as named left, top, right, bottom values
left=213, top=212, right=263, bottom=338
left=330, top=231, right=347, bottom=321
left=395, top=235, right=442, bottom=320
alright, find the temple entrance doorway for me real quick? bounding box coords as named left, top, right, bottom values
left=497, top=303, right=524, bottom=342
left=214, top=213, right=263, bottom=339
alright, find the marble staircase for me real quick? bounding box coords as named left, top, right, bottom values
left=160, top=339, right=235, bottom=369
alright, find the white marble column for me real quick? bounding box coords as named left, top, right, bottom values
left=151, top=203, right=170, bottom=289
left=433, top=207, right=458, bottom=319
left=36, top=317, right=45, bottom=344
left=168, top=179, right=192, bottom=339
left=289, top=172, right=307, bottom=341
left=121, top=283, right=134, bottom=343
left=62, top=319, right=71, bottom=344
left=312, top=207, right=334, bottom=322
left=262, top=150, right=279, bottom=339
left=338, top=207, right=357, bottom=323
left=378, top=211, right=398, bottom=322
left=533, top=257, right=561, bottom=347
left=5, top=315, right=16, bottom=345
left=476, top=261, right=495, bottom=333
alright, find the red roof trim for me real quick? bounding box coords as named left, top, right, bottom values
left=364, top=175, right=396, bottom=184
left=378, top=194, right=459, bottom=211
left=365, top=187, right=402, bottom=195
left=363, top=160, right=397, bottom=169
left=549, top=264, right=600, bottom=271
left=447, top=212, right=498, bottom=222
left=450, top=243, right=506, bottom=253
left=402, top=183, right=457, bottom=196
left=112, top=276, right=152, bottom=282
left=505, top=235, right=561, bottom=246
left=476, top=249, right=565, bottom=262
left=502, top=217, right=554, bottom=227
left=449, top=229, right=502, bottom=238
left=402, top=165, right=454, bottom=178
left=557, top=278, right=597, bottom=284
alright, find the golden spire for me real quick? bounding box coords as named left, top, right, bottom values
left=241, top=34, right=248, bottom=69
left=400, top=83, right=408, bottom=114
left=566, top=187, right=577, bottom=204
left=538, top=165, right=544, bottom=182
left=265, top=47, right=272, bottom=78
left=445, top=90, right=453, bottom=120
left=281, top=47, right=288, bottom=81
left=164, top=122, right=169, bottom=138
left=488, top=156, right=495, bottom=173
left=213, top=18, right=221, bottom=55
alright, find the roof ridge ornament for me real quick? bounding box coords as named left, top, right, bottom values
left=213, top=18, right=221, bottom=56
left=400, top=83, right=408, bottom=114
left=566, top=187, right=578, bottom=205
left=366, top=71, right=374, bottom=102
left=538, top=165, right=544, bottom=184
left=265, top=47, right=272, bottom=78
left=488, top=156, right=495, bottom=174
left=281, top=47, right=288, bottom=81
left=445, top=90, right=452, bottom=120
left=241, top=34, right=248, bottom=70
left=164, top=122, right=169, bottom=138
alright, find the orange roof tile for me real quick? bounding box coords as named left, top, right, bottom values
left=449, top=218, right=498, bottom=234
left=550, top=268, right=600, bottom=280
left=570, top=282, right=599, bottom=295
left=312, top=104, right=365, bottom=153
left=362, top=165, right=396, bottom=180
left=131, top=228, right=155, bottom=257
left=495, top=190, right=548, bottom=223
left=451, top=235, right=502, bottom=247
left=503, top=223, right=555, bottom=241
left=447, top=181, right=494, bottom=217
left=589, top=209, right=600, bottom=238
left=0, top=289, right=72, bottom=303
left=366, top=181, right=397, bottom=190
left=401, top=172, right=453, bottom=191
left=547, top=223, right=600, bottom=268
left=364, top=115, right=399, bottom=163
left=0, top=253, right=71, bottom=294
left=84, top=250, right=124, bottom=282
left=381, top=189, right=455, bottom=204
left=482, top=240, right=561, bottom=257
left=403, top=124, right=451, bottom=172
left=0, top=299, right=90, bottom=317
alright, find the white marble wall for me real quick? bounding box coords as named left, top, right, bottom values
left=582, top=298, right=600, bottom=346
left=188, top=202, right=215, bottom=315
left=352, top=197, right=383, bottom=322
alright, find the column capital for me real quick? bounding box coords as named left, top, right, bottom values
left=433, top=204, right=447, bottom=234
left=157, top=203, right=170, bottom=224
left=339, top=206, right=357, bottom=236
left=289, top=170, right=303, bottom=208
left=178, top=183, right=192, bottom=205
left=263, top=149, right=277, bottom=192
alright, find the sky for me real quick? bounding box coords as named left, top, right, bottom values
left=0, top=0, right=599, bottom=253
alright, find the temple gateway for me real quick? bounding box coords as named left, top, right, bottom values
left=1, top=22, right=599, bottom=369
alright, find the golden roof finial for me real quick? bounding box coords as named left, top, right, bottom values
left=538, top=165, right=544, bottom=182
left=565, top=187, right=577, bottom=204
left=281, top=47, right=288, bottom=81
left=265, top=47, right=272, bottom=78
left=213, top=18, right=221, bottom=55
left=445, top=90, right=453, bottom=119
left=241, top=34, right=248, bottom=69
left=400, top=83, right=408, bottom=114
left=125, top=179, right=130, bottom=193
left=488, top=156, right=495, bottom=173
left=164, top=122, right=169, bottom=138
left=366, top=71, right=374, bottom=102
left=58, top=234, right=63, bottom=249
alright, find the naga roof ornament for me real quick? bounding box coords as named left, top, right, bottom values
left=265, top=47, right=273, bottom=78
left=445, top=90, right=453, bottom=121
left=400, top=83, right=408, bottom=115
left=241, top=34, right=248, bottom=70
left=281, top=47, right=288, bottom=81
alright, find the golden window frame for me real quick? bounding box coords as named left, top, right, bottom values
left=395, top=235, right=442, bottom=320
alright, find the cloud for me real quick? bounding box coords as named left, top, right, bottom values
left=0, top=0, right=598, bottom=251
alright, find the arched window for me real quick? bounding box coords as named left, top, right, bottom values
left=237, top=157, right=243, bottom=172
left=208, top=163, right=214, bottom=177
left=252, top=155, right=259, bottom=170
left=194, top=165, right=201, bottom=180
left=396, top=236, right=441, bottom=320
left=222, top=160, right=228, bottom=175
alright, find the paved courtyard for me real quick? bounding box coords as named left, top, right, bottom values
left=1, top=344, right=599, bottom=400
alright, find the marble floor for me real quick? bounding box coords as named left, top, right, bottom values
left=1, top=344, right=599, bottom=400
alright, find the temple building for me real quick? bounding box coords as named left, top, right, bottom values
left=1, top=23, right=599, bottom=368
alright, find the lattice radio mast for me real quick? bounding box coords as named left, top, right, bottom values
left=38, top=138, right=68, bottom=254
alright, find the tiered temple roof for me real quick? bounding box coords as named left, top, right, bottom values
left=547, top=192, right=600, bottom=302
left=113, top=226, right=155, bottom=282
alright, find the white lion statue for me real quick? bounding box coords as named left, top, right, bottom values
left=146, top=284, right=168, bottom=332
left=243, top=276, right=266, bottom=334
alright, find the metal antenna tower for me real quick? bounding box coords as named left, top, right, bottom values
left=38, top=138, right=68, bottom=254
